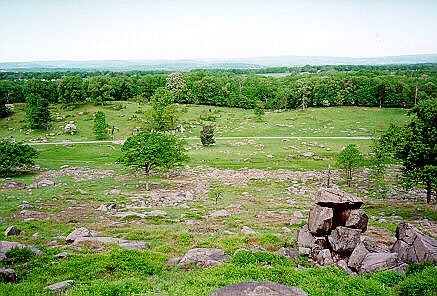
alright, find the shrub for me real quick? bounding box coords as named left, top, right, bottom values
left=93, top=111, right=108, bottom=140
left=200, top=124, right=215, bottom=146
left=5, top=247, right=36, bottom=264
left=396, top=265, right=437, bottom=296
left=0, top=139, right=38, bottom=176
left=25, top=93, right=51, bottom=130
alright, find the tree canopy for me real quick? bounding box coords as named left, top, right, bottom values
left=0, top=139, right=38, bottom=176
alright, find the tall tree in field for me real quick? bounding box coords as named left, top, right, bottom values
left=146, top=87, right=179, bottom=131
left=120, top=132, right=187, bottom=190
left=24, top=79, right=58, bottom=104
left=58, top=76, right=86, bottom=106
left=166, top=72, right=187, bottom=103
left=111, top=76, right=135, bottom=101
left=25, top=93, right=51, bottom=130
left=381, top=98, right=437, bottom=203
left=336, top=144, right=363, bottom=187
left=94, top=111, right=108, bottom=140
left=0, top=139, right=38, bottom=176
left=88, top=76, right=112, bottom=105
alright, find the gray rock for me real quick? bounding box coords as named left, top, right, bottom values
left=0, top=254, right=6, bottom=261
left=38, top=179, right=55, bottom=187
left=315, top=188, right=363, bottom=209
left=316, top=249, right=334, bottom=266
left=308, top=205, right=333, bottom=235
left=242, top=226, right=257, bottom=235
left=298, top=247, right=311, bottom=255
left=143, top=210, right=168, bottom=216
left=392, top=222, right=437, bottom=263
left=0, top=268, right=17, bottom=283
left=178, top=248, right=230, bottom=268
left=337, top=260, right=356, bottom=275
left=97, top=203, right=117, bottom=211
left=360, top=252, right=402, bottom=274
left=275, top=247, right=298, bottom=260
left=0, top=241, right=43, bottom=255
left=209, top=210, right=231, bottom=218
left=3, top=182, right=26, bottom=190
left=222, top=230, right=236, bottom=235
left=348, top=242, right=369, bottom=271
left=44, top=280, right=76, bottom=292
left=4, top=226, right=21, bottom=236
left=293, top=211, right=304, bottom=218
left=66, top=227, right=92, bottom=243
left=210, top=281, right=307, bottom=296
left=345, top=210, right=368, bottom=232
left=297, top=225, right=315, bottom=248
left=73, top=237, right=149, bottom=250
left=54, top=252, right=68, bottom=259
left=328, top=227, right=362, bottom=253
left=166, top=257, right=181, bottom=265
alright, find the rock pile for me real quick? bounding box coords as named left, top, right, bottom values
left=296, top=188, right=436, bottom=274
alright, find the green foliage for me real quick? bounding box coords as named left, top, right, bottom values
left=381, top=98, right=437, bottom=203
left=93, top=111, right=108, bottom=140
left=120, top=131, right=187, bottom=189
left=25, top=93, right=51, bottom=130
left=208, top=180, right=223, bottom=206
left=4, top=247, right=36, bottom=264
left=396, top=265, right=437, bottom=296
left=406, top=261, right=436, bottom=275
left=336, top=144, right=363, bottom=186
left=200, top=124, right=216, bottom=147
left=231, top=250, right=289, bottom=267
left=166, top=72, right=188, bottom=103
left=58, top=76, right=86, bottom=106
left=253, top=100, right=265, bottom=120
left=145, top=87, right=180, bottom=131
left=369, top=137, right=390, bottom=197
left=0, top=139, right=38, bottom=175
left=88, top=76, right=112, bottom=105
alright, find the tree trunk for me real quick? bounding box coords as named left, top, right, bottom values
left=145, top=168, right=150, bottom=191
left=426, top=181, right=432, bottom=204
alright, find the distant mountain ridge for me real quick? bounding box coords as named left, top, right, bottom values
left=1, top=54, right=436, bottom=72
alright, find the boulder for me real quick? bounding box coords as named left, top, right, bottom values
left=345, top=210, right=368, bottom=232
left=316, top=249, right=334, bottom=266
left=275, top=247, right=298, bottom=260
left=178, top=248, right=230, bottom=268
left=3, top=182, right=26, bottom=190
left=209, top=210, right=231, bottom=218
left=308, top=205, right=333, bottom=235
left=4, top=226, right=21, bottom=236
left=143, top=210, right=167, bottom=217
left=296, top=225, right=315, bottom=248
left=0, top=268, right=17, bottom=283
left=54, top=252, right=68, bottom=259
left=38, top=179, right=55, bottom=187
left=337, top=260, right=356, bottom=276
left=44, top=280, right=76, bottom=292
left=315, top=188, right=363, bottom=209
left=348, top=243, right=369, bottom=271
left=73, top=236, right=149, bottom=250
left=0, top=241, right=43, bottom=255
left=65, top=227, right=92, bottom=243
left=210, top=281, right=307, bottom=296
left=97, top=204, right=117, bottom=211
left=328, top=227, right=361, bottom=253
left=391, top=222, right=437, bottom=263
left=359, top=252, right=402, bottom=274
left=242, top=226, right=257, bottom=235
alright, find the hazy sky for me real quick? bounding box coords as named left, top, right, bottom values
left=1, top=0, right=436, bottom=62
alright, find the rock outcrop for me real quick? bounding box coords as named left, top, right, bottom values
left=178, top=248, right=230, bottom=268
left=210, top=281, right=307, bottom=296
left=0, top=268, right=17, bottom=283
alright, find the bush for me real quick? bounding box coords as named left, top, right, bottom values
left=396, top=265, right=437, bottom=296
left=0, top=139, right=38, bottom=176
left=25, top=93, right=51, bottom=130
left=93, top=111, right=108, bottom=140
left=200, top=124, right=215, bottom=146
left=5, top=247, right=36, bottom=264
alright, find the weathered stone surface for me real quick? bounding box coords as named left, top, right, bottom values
left=0, top=241, right=43, bottom=255
left=66, top=227, right=92, bottom=243
left=242, top=226, right=257, bottom=235
left=44, top=280, right=76, bottom=292
left=97, top=203, right=117, bottom=211
left=296, top=225, right=315, bottom=248
left=178, top=248, right=230, bottom=268
left=348, top=243, right=370, bottom=271
left=143, top=210, right=168, bottom=217
left=275, top=247, right=298, bottom=260
left=316, top=249, right=334, bottom=266
left=210, top=281, right=307, bottom=296
left=328, top=227, right=361, bottom=253
left=0, top=268, right=17, bottom=283
left=29, top=179, right=55, bottom=189
left=3, top=182, right=26, bottom=190
left=315, top=188, right=363, bottom=209
left=208, top=210, right=231, bottom=218
left=4, top=226, right=21, bottom=236
left=54, top=252, right=68, bottom=259
left=308, top=205, right=333, bottom=235
left=73, top=236, right=149, bottom=250
left=392, top=223, right=437, bottom=263
left=166, top=257, right=181, bottom=265
left=337, top=260, right=356, bottom=275
left=359, top=252, right=402, bottom=274
left=298, top=247, right=311, bottom=255
left=345, top=210, right=368, bottom=232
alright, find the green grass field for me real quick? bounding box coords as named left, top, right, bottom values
left=1, top=103, right=435, bottom=295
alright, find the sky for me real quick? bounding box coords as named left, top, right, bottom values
left=1, top=0, right=436, bottom=62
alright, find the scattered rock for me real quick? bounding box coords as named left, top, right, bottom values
left=73, top=236, right=149, bottom=250
left=143, top=210, right=168, bottom=217
left=107, top=189, right=121, bottom=195
left=308, top=205, right=333, bottom=235
left=3, top=182, right=26, bottom=190
left=54, top=252, right=68, bottom=259
left=166, top=257, right=181, bottom=265
left=97, top=204, right=117, bottom=211
left=275, top=247, right=298, bottom=260
left=316, top=249, right=333, bottom=266
left=222, top=230, right=236, bottom=235
left=210, top=281, right=307, bottom=296
left=345, top=210, right=368, bottom=232
left=242, top=226, right=257, bottom=235
left=348, top=243, right=370, bottom=271
left=301, top=152, right=314, bottom=157
left=359, top=252, right=402, bottom=274
left=328, top=227, right=361, bottom=253
left=297, top=225, right=315, bottom=248
left=178, top=248, right=230, bottom=268
left=65, top=227, right=92, bottom=243
left=293, top=211, right=304, bottom=218
left=208, top=210, right=231, bottom=218
left=44, top=280, right=76, bottom=293
left=0, top=268, right=17, bottom=283
left=29, top=179, right=55, bottom=189
left=391, top=222, right=437, bottom=263
left=0, top=241, right=44, bottom=255
left=337, top=260, right=356, bottom=276
left=4, top=226, right=21, bottom=236
left=315, top=188, right=363, bottom=209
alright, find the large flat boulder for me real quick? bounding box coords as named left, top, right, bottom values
left=345, top=210, right=368, bottom=232
left=65, top=227, right=92, bottom=243
left=0, top=241, right=44, bottom=256
left=348, top=242, right=370, bottom=271
left=392, top=223, right=437, bottom=263
left=44, top=280, right=76, bottom=292
left=315, top=188, right=363, bottom=209
left=359, top=252, right=402, bottom=274
left=178, top=248, right=230, bottom=268
left=296, top=225, right=315, bottom=248
left=328, top=227, right=361, bottom=253
left=308, top=205, right=333, bottom=235
left=210, top=281, right=307, bottom=296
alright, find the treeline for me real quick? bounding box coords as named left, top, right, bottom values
left=1, top=68, right=436, bottom=115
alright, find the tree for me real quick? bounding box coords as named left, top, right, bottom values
left=166, top=72, right=187, bottom=103
left=0, top=94, right=11, bottom=118
left=253, top=100, right=265, bottom=120
left=336, top=144, right=363, bottom=187
left=200, top=124, right=215, bottom=146
left=368, top=137, right=389, bottom=197
left=24, top=79, right=58, bottom=104
left=88, top=76, right=112, bottom=105
left=120, top=132, right=187, bottom=190
left=94, top=111, right=108, bottom=140
left=25, top=93, right=51, bottom=130
left=111, top=76, right=135, bottom=101
left=381, top=98, right=437, bottom=203
left=146, top=87, right=179, bottom=131
left=58, top=76, right=86, bottom=106
left=0, top=139, right=38, bottom=176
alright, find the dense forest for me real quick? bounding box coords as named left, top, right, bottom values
left=1, top=64, right=436, bottom=112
